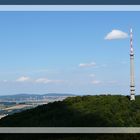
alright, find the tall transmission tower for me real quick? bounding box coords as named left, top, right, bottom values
left=130, top=28, right=135, bottom=101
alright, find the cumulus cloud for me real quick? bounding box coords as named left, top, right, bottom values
left=35, top=78, right=51, bottom=83
left=91, top=80, right=101, bottom=85
left=16, top=76, right=31, bottom=82
left=105, top=29, right=128, bottom=40
left=15, top=76, right=63, bottom=84
left=35, top=78, right=63, bottom=84
left=79, top=62, right=96, bottom=68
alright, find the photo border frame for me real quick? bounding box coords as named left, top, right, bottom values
left=0, top=5, right=140, bottom=133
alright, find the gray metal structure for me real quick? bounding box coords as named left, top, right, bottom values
left=130, top=28, right=135, bottom=100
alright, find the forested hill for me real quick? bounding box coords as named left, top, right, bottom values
left=0, top=95, right=140, bottom=127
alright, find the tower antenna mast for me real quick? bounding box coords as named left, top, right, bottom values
left=130, top=28, right=135, bottom=101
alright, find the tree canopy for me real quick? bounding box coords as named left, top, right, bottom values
left=0, top=95, right=140, bottom=127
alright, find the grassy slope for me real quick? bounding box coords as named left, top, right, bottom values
left=0, top=95, right=140, bottom=127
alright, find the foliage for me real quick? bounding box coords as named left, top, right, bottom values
left=0, top=95, right=140, bottom=127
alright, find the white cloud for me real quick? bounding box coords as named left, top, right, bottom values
left=35, top=78, right=51, bottom=83
left=105, top=29, right=128, bottom=40
left=79, top=62, right=96, bottom=68
left=91, top=80, right=101, bottom=85
left=15, top=76, right=64, bottom=84
left=35, top=78, right=64, bottom=84
left=1, top=76, right=64, bottom=85
left=16, top=76, right=31, bottom=82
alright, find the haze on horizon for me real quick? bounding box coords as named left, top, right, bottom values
left=0, top=12, right=140, bottom=96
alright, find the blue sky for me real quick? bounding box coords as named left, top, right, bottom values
left=0, top=11, right=140, bottom=95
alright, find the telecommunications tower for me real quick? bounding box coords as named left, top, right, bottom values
left=130, top=28, right=135, bottom=101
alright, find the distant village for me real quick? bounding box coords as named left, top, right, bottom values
left=0, top=93, right=75, bottom=119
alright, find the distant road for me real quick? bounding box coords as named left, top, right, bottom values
left=4, top=104, right=32, bottom=111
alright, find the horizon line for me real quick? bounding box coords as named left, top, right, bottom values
left=0, top=93, right=139, bottom=96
